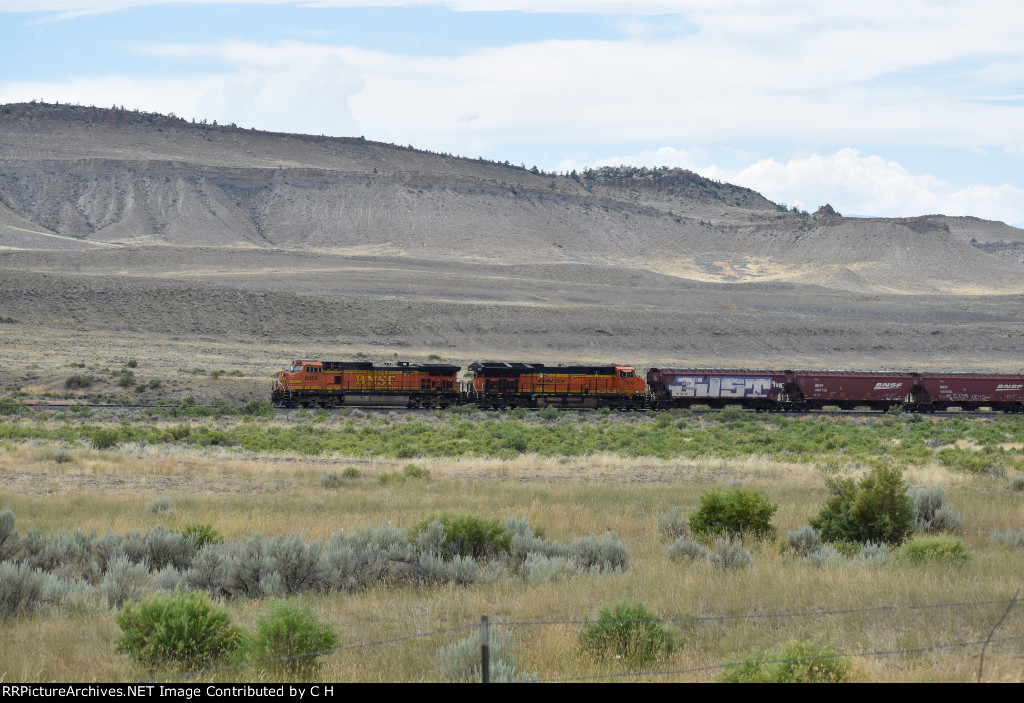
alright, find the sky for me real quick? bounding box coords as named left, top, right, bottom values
left=2, top=1, right=1023, bottom=225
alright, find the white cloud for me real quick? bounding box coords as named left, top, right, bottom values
left=2, top=2, right=1023, bottom=224
left=104, top=0, right=1024, bottom=158
left=584, top=145, right=1024, bottom=226
left=730, top=149, right=1024, bottom=225
left=5, top=3, right=1024, bottom=154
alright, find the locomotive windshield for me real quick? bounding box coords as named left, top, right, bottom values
left=289, top=364, right=303, bottom=373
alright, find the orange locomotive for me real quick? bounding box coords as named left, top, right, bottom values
left=272, top=360, right=461, bottom=408
left=468, top=361, right=648, bottom=409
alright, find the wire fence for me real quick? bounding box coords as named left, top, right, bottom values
left=137, top=592, right=1022, bottom=684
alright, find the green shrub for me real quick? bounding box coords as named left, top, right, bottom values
left=718, top=640, right=852, bottom=683
left=409, top=513, right=511, bottom=559
left=715, top=406, right=749, bottom=423
left=126, top=359, right=138, bottom=368
left=0, top=397, right=25, bottom=416
left=241, top=399, right=274, bottom=417
left=117, top=370, right=136, bottom=388
left=115, top=591, right=242, bottom=671
left=64, top=375, right=94, bottom=390
left=897, top=536, right=971, bottom=565
left=579, top=600, right=679, bottom=666
left=91, top=428, right=120, bottom=450
left=148, top=379, right=162, bottom=390
left=689, top=487, right=777, bottom=538
left=379, top=464, right=430, bottom=484
left=402, top=464, right=430, bottom=479
left=177, top=524, right=222, bottom=549
left=537, top=406, right=559, bottom=420
left=342, top=467, right=361, bottom=479
left=810, top=466, right=914, bottom=545
left=247, top=600, right=338, bottom=675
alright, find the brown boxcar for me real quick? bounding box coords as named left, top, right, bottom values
left=788, top=371, right=916, bottom=410
left=647, top=368, right=790, bottom=409
left=272, top=360, right=460, bottom=408
left=914, top=374, right=1024, bottom=412
left=469, top=362, right=647, bottom=408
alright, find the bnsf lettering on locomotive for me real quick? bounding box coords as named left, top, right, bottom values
left=668, top=376, right=772, bottom=398
left=873, top=382, right=903, bottom=390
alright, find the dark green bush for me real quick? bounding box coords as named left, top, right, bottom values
left=64, top=375, right=94, bottom=390
left=578, top=600, right=679, bottom=666
left=718, top=640, right=852, bottom=682
left=537, top=407, right=560, bottom=420
left=241, top=399, right=274, bottom=417
left=408, top=513, right=511, bottom=559
left=91, top=428, right=120, bottom=450
left=115, top=591, right=242, bottom=671
left=810, top=466, right=914, bottom=545
left=247, top=600, right=338, bottom=675
left=689, top=487, right=777, bottom=538
left=0, top=397, right=25, bottom=416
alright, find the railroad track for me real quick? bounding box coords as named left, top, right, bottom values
left=15, top=402, right=1010, bottom=418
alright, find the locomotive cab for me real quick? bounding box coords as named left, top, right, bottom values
left=614, top=365, right=646, bottom=393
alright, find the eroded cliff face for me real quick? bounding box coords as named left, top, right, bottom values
left=1, top=102, right=1023, bottom=296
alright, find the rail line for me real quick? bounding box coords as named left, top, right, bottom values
left=15, top=402, right=1013, bottom=418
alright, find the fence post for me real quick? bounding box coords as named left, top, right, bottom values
left=480, top=613, right=490, bottom=684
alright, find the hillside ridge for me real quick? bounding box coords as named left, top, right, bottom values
left=1, top=101, right=1022, bottom=295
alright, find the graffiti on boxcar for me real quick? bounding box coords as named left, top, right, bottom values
left=667, top=376, right=773, bottom=398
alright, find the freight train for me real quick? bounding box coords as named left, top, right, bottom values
left=272, top=359, right=1024, bottom=413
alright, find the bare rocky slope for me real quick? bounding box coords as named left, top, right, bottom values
left=1, top=101, right=1022, bottom=378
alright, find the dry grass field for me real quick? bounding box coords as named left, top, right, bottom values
left=2, top=102, right=1024, bottom=684
left=1, top=409, right=1023, bottom=683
